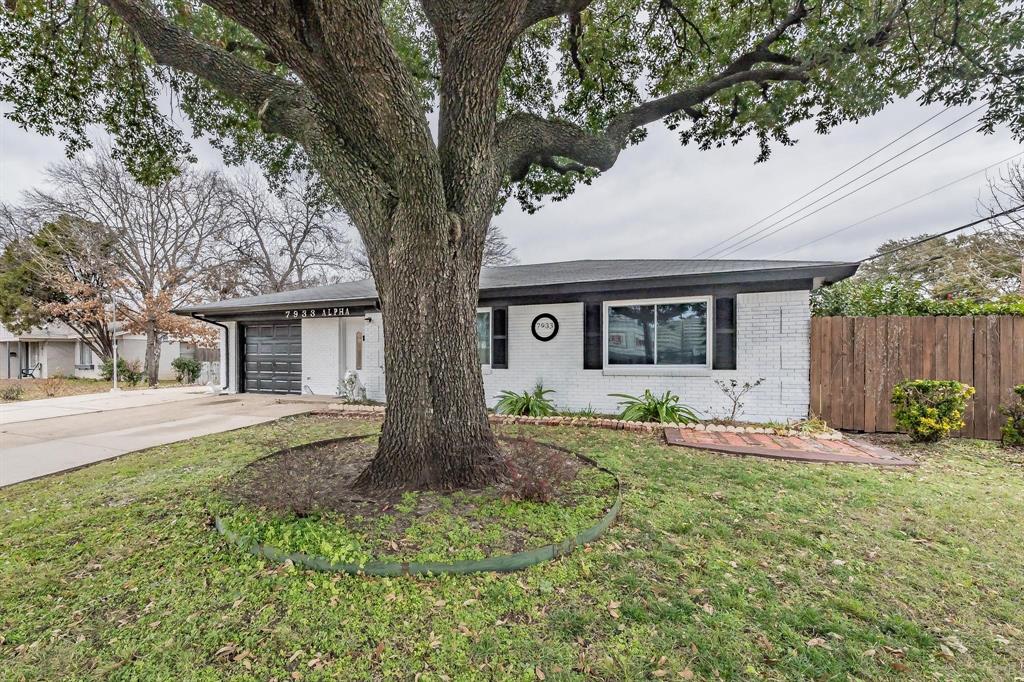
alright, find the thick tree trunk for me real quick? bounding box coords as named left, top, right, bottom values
left=353, top=208, right=506, bottom=491
left=144, top=320, right=161, bottom=387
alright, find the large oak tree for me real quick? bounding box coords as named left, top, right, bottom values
left=2, top=0, right=1022, bottom=489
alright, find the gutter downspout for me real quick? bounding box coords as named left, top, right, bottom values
left=192, top=314, right=229, bottom=393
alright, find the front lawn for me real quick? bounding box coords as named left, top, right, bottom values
left=0, top=377, right=179, bottom=402
left=2, top=416, right=1022, bottom=680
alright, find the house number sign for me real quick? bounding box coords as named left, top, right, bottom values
left=531, top=313, right=559, bottom=342
left=283, top=307, right=352, bottom=319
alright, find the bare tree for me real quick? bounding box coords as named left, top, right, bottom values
left=979, top=161, right=1024, bottom=296
left=222, top=172, right=354, bottom=294
left=24, top=149, right=230, bottom=385
left=352, top=223, right=518, bottom=278
left=482, top=225, right=519, bottom=267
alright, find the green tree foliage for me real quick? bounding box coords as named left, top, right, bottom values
left=1, top=0, right=1022, bottom=203
left=858, top=230, right=1024, bottom=300
left=811, top=276, right=1024, bottom=316
left=0, top=215, right=118, bottom=358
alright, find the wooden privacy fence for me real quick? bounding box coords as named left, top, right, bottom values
left=810, top=316, right=1024, bottom=440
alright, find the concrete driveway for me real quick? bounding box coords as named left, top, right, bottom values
left=0, top=391, right=317, bottom=487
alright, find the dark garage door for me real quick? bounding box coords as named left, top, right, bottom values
left=241, top=323, right=302, bottom=394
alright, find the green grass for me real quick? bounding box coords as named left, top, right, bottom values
left=0, top=377, right=180, bottom=402
left=214, top=446, right=616, bottom=564
left=2, top=416, right=1022, bottom=680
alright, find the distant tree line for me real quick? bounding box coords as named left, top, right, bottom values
left=0, top=147, right=521, bottom=385
left=812, top=162, right=1024, bottom=317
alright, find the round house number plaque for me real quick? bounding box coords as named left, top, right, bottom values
left=531, top=313, right=559, bottom=342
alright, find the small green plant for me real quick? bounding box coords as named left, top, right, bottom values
left=560, top=404, right=598, bottom=418
left=891, top=379, right=975, bottom=442
left=1, top=384, right=25, bottom=401
left=1000, top=384, right=1024, bottom=447
left=171, top=356, right=202, bottom=384
left=609, top=389, right=698, bottom=424
left=100, top=357, right=144, bottom=386
left=495, top=382, right=557, bottom=417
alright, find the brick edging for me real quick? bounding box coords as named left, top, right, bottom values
left=314, top=403, right=843, bottom=440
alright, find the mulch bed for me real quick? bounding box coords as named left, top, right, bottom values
left=220, top=436, right=590, bottom=516
left=217, top=436, right=618, bottom=560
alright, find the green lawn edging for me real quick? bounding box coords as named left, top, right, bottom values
left=214, top=437, right=622, bottom=576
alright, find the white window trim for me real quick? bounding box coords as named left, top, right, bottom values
left=602, top=296, right=713, bottom=376
left=476, top=307, right=493, bottom=374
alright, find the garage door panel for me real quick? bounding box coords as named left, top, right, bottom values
left=241, top=322, right=301, bottom=394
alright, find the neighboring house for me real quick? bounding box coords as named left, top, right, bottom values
left=0, top=321, right=198, bottom=381
left=175, top=259, right=859, bottom=422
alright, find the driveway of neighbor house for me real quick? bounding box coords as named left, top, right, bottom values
left=0, top=390, right=317, bottom=487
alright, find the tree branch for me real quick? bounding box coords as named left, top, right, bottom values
left=99, top=0, right=316, bottom=141
left=519, top=0, right=595, bottom=30
left=500, top=1, right=813, bottom=180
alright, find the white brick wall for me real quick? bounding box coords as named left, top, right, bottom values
left=302, top=318, right=343, bottom=395
left=351, top=290, right=811, bottom=422
left=227, top=291, right=811, bottom=421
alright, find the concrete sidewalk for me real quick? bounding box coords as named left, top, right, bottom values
left=0, top=394, right=316, bottom=487
left=0, top=385, right=213, bottom=425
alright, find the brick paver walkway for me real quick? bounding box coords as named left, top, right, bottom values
left=664, top=428, right=918, bottom=467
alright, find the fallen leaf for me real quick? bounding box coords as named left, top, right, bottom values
left=679, top=669, right=694, bottom=680
left=806, top=637, right=827, bottom=647
left=535, top=666, right=545, bottom=680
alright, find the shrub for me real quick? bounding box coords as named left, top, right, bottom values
left=891, top=379, right=975, bottom=442
left=502, top=439, right=576, bottom=504
left=1, top=385, right=24, bottom=401
left=171, top=357, right=202, bottom=384
left=495, top=382, right=557, bottom=417
left=1000, top=384, right=1024, bottom=447
left=100, top=357, right=144, bottom=386
left=609, top=389, right=699, bottom=424
left=712, top=377, right=765, bottom=421
left=40, top=376, right=68, bottom=397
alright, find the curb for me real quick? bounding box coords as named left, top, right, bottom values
left=214, top=437, right=622, bottom=576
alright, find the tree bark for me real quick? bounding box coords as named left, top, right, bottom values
left=144, top=318, right=161, bottom=387
left=353, top=206, right=506, bottom=490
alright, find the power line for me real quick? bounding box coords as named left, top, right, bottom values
left=716, top=124, right=979, bottom=257
left=776, top=150, right=1024, bottom=256
left=708, top=105, right=986, bottom=258
left=859, top=204, right=1024, bottom=263
left=700, top=104, right=984, bottom=259
left=691, top=106, right=954, bottom=258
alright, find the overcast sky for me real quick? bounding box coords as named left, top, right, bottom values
left=1, top=96, right=1020, bottom=264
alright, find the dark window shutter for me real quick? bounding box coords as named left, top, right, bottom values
left=583, top=303, right=603, bottom=369
left=713, top=296, right=737, bottom=370
left=492, top=307, right=508, bottom=369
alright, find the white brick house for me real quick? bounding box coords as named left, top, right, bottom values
left=176, top=260, right=858, bottom=422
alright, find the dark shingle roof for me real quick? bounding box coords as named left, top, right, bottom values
left=176, top=259, right=857, bottom=315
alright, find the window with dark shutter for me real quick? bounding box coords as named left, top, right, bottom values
left=492, top=307, right=508, bottom=369
left=584, top=303, right=603, bottom=369
left=713, top=296, right=737, bottom=370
